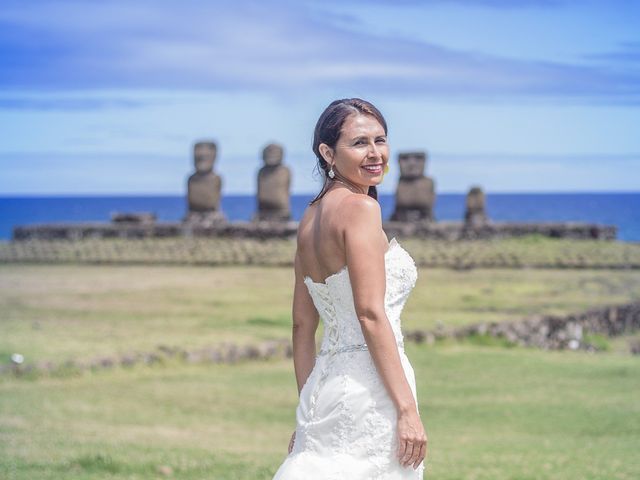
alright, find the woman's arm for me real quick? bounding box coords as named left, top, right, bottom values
left=291, top=248, right=320, bottom=395
left=342, top=195, right=426, bottom=468
left=342, top=196, right=418, bottom=414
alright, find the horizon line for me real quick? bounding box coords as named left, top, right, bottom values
left=0, top=190, right=639, bottom=198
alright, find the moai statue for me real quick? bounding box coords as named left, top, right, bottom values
left=464, top=185, right=489, bottom=227
left=390, top=151, right=436, bottom=222
left=183, top=141, right=227, bottom=226
left=252, top=142, right=292, bottom=222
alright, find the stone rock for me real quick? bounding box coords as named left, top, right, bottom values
left=120, top=353, right=138, bottom=367
left=184, top=141, right=227, bottom=226
left=402, top=301, right=640, bottom=352
left=157, top=465, right=174, bottom=476
left=464, top=186, right=489, bottom=227
left=253, top=143, right=292, bottom=222
left=390, top=151, right=436, bottom=222
left=111, top=212, right=156, bottom=224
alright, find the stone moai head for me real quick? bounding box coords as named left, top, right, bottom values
left=193, top=142, right=217, bottom=173
left=262, top=143, right=284, bottom=167
left=398, top=151, right=427, bottom=179
left=466, top=186, right=485, bottom=209
left=465, top=185, right=488, bottom=226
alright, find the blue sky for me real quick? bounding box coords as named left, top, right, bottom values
left=0, top=0, right=639, bottom=194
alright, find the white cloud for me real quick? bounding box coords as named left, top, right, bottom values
left=1, top=0, right=638, bottom=102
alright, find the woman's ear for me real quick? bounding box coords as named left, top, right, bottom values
left=318, top=143, right=333, bottom=163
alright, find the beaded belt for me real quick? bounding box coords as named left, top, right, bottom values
left=318, top=339, right=405, bottom=356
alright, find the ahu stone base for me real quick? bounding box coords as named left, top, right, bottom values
left=12, top=219, right=617, bottom=241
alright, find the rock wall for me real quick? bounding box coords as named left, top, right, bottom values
left=5, top=302, right=639, bottom=378
left=405, top=301, right=640, bottom=351
left=12, top=218, right=616, bottom=241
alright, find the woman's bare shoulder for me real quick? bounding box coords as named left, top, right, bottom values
left=341, top=194, right=382, bottom=222
left=297, top=192, right=380, bottom=248
left=331, top=194, right=383, bottom=250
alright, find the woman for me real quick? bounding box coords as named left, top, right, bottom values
left=273, top=98, right=427, bottom=479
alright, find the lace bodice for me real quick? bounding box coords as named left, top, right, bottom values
left=303, top=237, right=418, bottom=355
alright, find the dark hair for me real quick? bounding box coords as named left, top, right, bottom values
left=309, top=98, right=388, bottom=205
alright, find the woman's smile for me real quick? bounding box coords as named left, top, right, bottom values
left=362, top=163, right=383, bottom=174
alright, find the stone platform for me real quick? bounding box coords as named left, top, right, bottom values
left=12, top=219, right=617, bottom=241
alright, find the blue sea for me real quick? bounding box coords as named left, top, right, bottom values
left=0, top=192, right=638, bottom=242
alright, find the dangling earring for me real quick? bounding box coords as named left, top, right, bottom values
left=383, top=164, right=389, bottom=174
left=328, top=165, right=335, bottom=179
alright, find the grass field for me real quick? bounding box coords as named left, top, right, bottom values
left=2, top=344, right=639, bottom=480
left=1, top=264, right=640, bottom=365
left=1, top=256, right=640, bottom=479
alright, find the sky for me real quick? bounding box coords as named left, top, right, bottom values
left=0, top=0, right=639, bottom=195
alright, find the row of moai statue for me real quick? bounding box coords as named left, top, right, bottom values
left=184, top=141, right=291, bottom=226
left=183, top=141, right=488, bottom=227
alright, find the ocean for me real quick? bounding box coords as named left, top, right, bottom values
left=0, top=192, right=638, bottom=242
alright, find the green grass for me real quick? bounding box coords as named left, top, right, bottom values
left=1, top=259, right=640, bottom=479
left=582, top=333, right=612, bottom=352
left=0, top=264, right=295, bottom=364
left=1, top=344, right=639, bottom=479
left=1, top=264, right=639, bottom=365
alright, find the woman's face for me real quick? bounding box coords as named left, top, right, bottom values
left=320, top=113, right=389, bottom=190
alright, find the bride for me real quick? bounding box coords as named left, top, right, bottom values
left=273, top=98, right=428, bottom=479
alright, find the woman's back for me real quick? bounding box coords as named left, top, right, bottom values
left=297, top=189, right=389, bottom=285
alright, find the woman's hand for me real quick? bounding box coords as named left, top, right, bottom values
left=396, top=409, right=427, bottom=469
left=288, top=430, right=296, bottom=454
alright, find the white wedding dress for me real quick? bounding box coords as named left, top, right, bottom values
left=273, top=237, right=425, bottom=479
